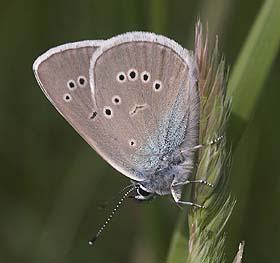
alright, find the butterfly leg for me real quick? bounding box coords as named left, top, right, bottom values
left=176, top=200, right=206, bottom=208
left=172, top=180, right=214, bottom=188
left=170, top=180, right=207, bottom=209
left=191, top=135, right=223, bottom=150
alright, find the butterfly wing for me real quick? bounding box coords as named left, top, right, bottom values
left=33, top=33, right=199, bottom=182
left=33, top=40, right=152, bottom=181
left=33, top=40, right=103, bottom=135
left=90, top=32, right=199, bottom=176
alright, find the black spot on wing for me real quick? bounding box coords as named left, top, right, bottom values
left=90, top=111, right=97, bottom=120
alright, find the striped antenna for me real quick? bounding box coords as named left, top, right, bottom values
left=89, top=184, right=138, bottom=246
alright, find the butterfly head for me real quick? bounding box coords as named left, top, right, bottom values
left=133, top=183, right=155, bottom=201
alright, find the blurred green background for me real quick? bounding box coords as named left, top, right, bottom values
left=0, top=0, right=279, bottom=262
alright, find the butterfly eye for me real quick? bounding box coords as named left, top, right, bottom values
left=116, top=72, right=126, bottom=83
left=127, top=69, right=138, bottom=81
left=67, top=80, right=76, bottom=90
left=134, top=185, right=154, bottom=201
left=63, top=93, right=72, bottom=102
left=141, top=71, right=150, bottom=83
left=77, top=76, right=87, bottom=87
left=138, top=187, right=150, bottom=197
left=103, top=107, right=113, bottom=119
left=153, top=80, right=162, bottom=92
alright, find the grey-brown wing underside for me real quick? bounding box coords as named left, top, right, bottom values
left=33, top=33, right=199, bottom=182
left=89, top=32, right=199, bottom=176
left=33, top=40, right=148, bottom=181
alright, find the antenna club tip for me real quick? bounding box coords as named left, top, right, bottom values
left=89, top=236, right=97, bottom=246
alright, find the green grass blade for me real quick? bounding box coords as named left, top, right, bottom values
left=167, top=0, right=280, bottom=261
left=166, top=209, right=189, bottom=263
left=232, top=242, right=245, bottom=263
left=149, top=0, right=167, bottom=34
left=168, top=21, right=233, bottom=263
left=228, top=0, right=280, bottom=147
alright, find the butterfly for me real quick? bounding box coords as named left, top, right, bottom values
left=33, top=32, right=215, bottom=244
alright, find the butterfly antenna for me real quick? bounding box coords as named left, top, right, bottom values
left=89, top=184, right=138, bottom=246
left=98, top=183, right=134, bottom=210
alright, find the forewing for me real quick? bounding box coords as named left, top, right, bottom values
left=90, top=32, right=199, bottom=175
